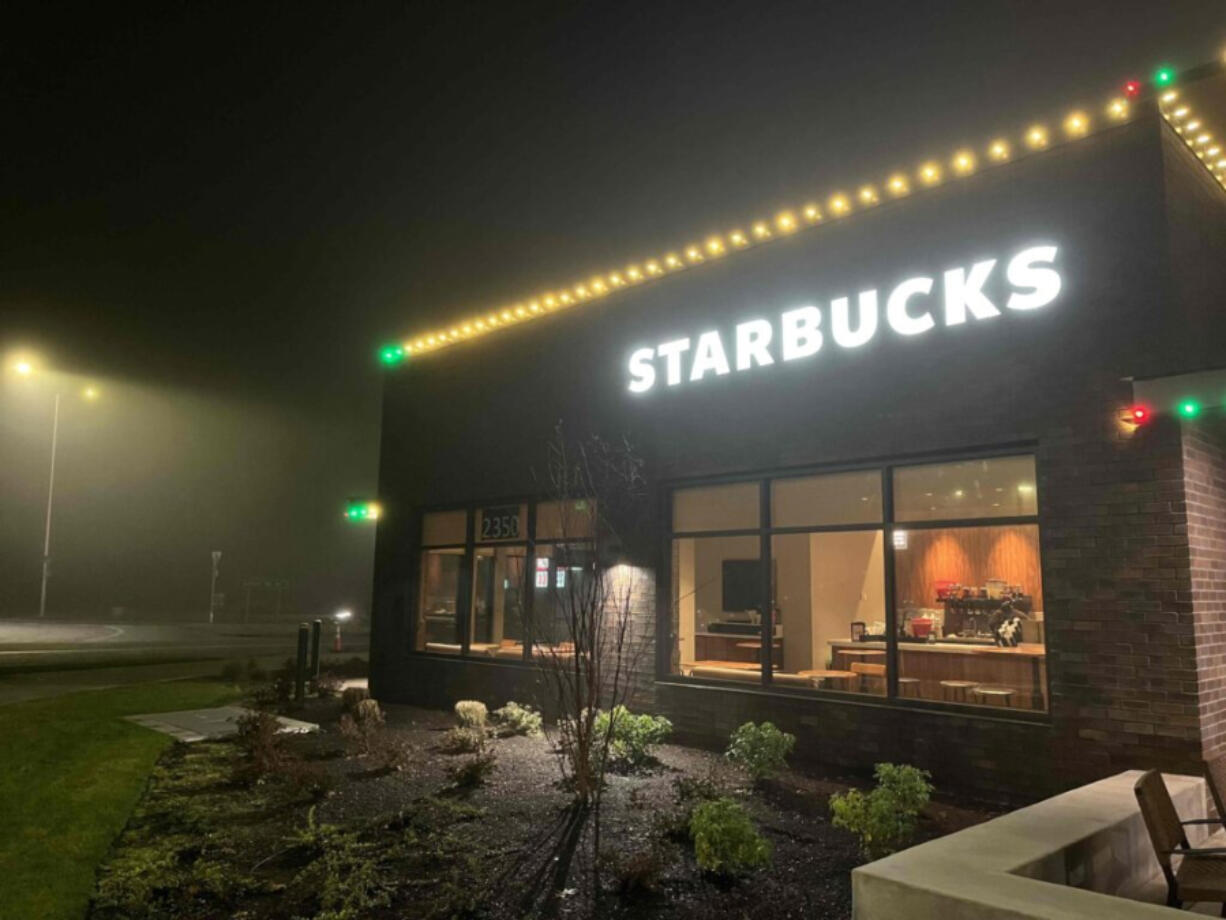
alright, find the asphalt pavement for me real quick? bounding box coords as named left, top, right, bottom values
left=0, top=619, right=369, bottom=704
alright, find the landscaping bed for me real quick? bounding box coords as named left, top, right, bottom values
left=89, top=694, right=996, bottom=920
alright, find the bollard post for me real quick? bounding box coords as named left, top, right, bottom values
left=295, top=623, right=309, bottom=704
left=310, top=619, right=322, bottom=679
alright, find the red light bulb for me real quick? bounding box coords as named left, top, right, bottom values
left=1123, top=80, right=1142, bottom=98
left=1130, top=406, right=1149, bottom=423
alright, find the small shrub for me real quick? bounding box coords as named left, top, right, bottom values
left=367, top=733, right=411, bottom=773
left=341, top=685, right=370, bottom=713
left=608, top=845, right=665, bottom=899
left=594, top=705, right=672, bottom=768
left=454, top=700, right=488, bottom=729
left=310, top=671, right=342, bottom=698
left=233, top=710, right=284, bottom=776
left=493, top=701, right=543, bottom=736
left=689, top=797, right=772, bottom=876
left=725, top=721, right=796, bottom=781
left=338, top=699, right=385, bottom=755
left=448, top=751, right=497, bottom=788
left=439, top=727, right=485, bottom=754
left=829, top=762, right=933, bottom=861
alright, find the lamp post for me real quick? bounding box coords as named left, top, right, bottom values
left=9, top=354, right=99, bottom=618
left=37, top=393, right=61, bottom=619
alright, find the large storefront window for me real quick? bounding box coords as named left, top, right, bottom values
left=671, top=453, right=1047, bottom=712
left=414, top=500, right=594, bottom=663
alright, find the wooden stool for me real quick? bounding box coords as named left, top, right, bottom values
left=850, top=661, right=887, bottom=695
left=940, top=680, right=978, bottom=703
left=837, top=648, right=886, bottom=670
left=971, top=686, right=1015, bottom=708
left=898, top=677, right=921, bottom=699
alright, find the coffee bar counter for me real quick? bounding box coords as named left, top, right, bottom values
left=828, top=639, right=1047, bottom=710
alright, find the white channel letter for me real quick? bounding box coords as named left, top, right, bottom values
left=780, top=305, right=823, bottom=361
left=689, top=330, right=731, bottom=382
left=1006, top=245, right=1061, bottom=310
left=943, top=259, right=999, bottom=325
left=735, top=319, right=775, bottom=371
left=830, top=290, right=879, bottom=348
left=656, top=338, right=691, bottom=386
left=886, top=276, right=935, bottom=336
left=627, top=347, right=656, bottom=393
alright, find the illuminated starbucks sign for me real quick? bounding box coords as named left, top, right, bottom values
left=626, top=244, right=1061, bottom=393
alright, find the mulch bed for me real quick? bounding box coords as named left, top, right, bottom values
left=88, top=698, right=997, bottom=919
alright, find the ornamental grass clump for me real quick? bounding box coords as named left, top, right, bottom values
left=725, top=721, right=795, bottom=781
left=454, top=700, right=488, bottom=729
left=493, top=701, right=543, bottom=737
left=829, top=762, right=933, bottom=861
left=689, top=797, right=772, bottom=876
left=594, top=705, right=672, bottom=768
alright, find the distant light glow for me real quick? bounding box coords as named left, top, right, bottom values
left=82, top=386, right=99, bottom=400
left=335, top=609, right=353, bottom=622
left=1123, top=80, right=1141, bottom=98
left=1154, top=66, right=1176, bottom=87
left=1179, top=399, right=1202, bottom=418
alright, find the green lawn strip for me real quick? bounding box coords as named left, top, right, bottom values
left=0, top=680, right=243, bottom=920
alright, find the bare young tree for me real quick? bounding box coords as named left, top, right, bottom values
left=533, top=424, right=651, bottom=902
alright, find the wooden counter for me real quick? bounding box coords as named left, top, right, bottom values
left=830, top=640, right=1047, bottom=710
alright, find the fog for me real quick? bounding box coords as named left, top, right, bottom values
left=0, top=373, right=377, bottom=621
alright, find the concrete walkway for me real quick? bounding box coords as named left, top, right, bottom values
left=125, top=706, right=318, bottom=742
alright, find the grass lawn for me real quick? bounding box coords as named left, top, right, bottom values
left=0, top=680, right=244, bottom=920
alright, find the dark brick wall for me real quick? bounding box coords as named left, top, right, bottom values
left=1183, top=419, right=1226, bottom=759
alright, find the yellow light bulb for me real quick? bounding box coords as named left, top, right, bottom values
left=501, top=309, right=513, bottom=320
left=1172, top=106, right=1189, bottom=120
left=685, top=246, right=703, bottom=263
left=645, top=260, right=662, bottom=275
left=559, top=292, right=572, bottom=304
left=1186, top=119, right=1202, bottom=132
left=608, top=273, right=623, bottom=287
left=828, top=194, right=851, bottom=216
left=775, top=210, right=798, bottom=232
left=449, top=328, right=459, bottom=337
left=802, top=203, right=821, bottom=223
left=1063, top=111, right=1089, bottom=137
left=1208, top=146, right=1220, bottom=157
left=988, top=139, right=1010, bottom=161
left=474, top=321, right=484, bottom=331
left=887, top=174, right=909, bottom=196
left=1025, top=124, right=1049, bottom=149
left=918, top=161, right=942, bottom=185
left=665, top=253, right=682, bottom=268
left=729, top=230, right=748, bottom=246
left=462, top=324, right=473, bottom=334
left=951, top=150, right=976, bottom=175
left=574, top=285, right=588, bottom=299
left=626, top=266, right=641, bottom=281
left=752, top=221, right=770, bottom=239
left=705, top=236, right=725, bottom=255
left=1161, top=90, right=1178, bottom=104
left=857, top=186, right=878, bottom=206
left=1106, top=98, right=1129, bottom=121
left=544, top=295, right=556, bottom=308
left=427, top=336, right=436, bottom=345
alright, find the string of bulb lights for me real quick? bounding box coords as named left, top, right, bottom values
left=379, top=58, right=1226, bottom=366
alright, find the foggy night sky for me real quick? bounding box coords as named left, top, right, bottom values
left=1, top=1, right=1223, bottom=619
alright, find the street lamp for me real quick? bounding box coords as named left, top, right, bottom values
left=7, top=353, right=100, bottom=618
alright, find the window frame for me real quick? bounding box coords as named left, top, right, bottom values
left=660, top=444, right=1049, bottom=722
left=411, top=498, right=596, bottom=665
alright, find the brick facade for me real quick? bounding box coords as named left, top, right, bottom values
left=1183, top=419, right=1226, bottom=759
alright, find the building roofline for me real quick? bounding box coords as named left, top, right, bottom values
left=379, top=57, right=1226, bottom=366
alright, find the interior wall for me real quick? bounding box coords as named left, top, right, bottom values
left=810, top=531, right=885, bottom=670
left=674, top=539, right=695, bottom=666
left=894, top=524, right=1042, bottom=610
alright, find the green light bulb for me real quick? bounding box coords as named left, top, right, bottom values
left=379, top=344, right=405, bottom=366
left=1179, top=399, right=1201, bottom=418
left=1154, top=66, right=1176, bottom=87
